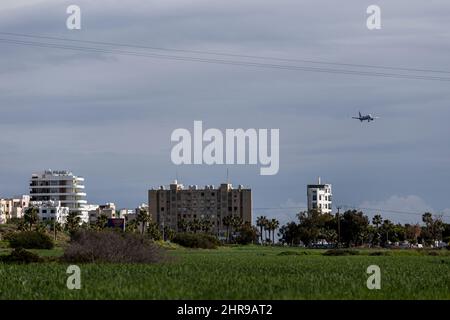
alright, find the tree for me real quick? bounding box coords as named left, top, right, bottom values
left=24, top=207, right=39, bottom=231
left=405, top=223, right=421, bottom=244
left=49, top=220, right=63, bottom=241
left=421, top=213, right=444, bottom=245
left=268, top=219, right=280, bottom=245
left=371, top=214, right=383, bottom=246
left=340, top=210, right=369, bottom=247
left=95, top=214, right=108, bottom=231
left=125, top=219, right=139, bottom=233
left=136, top=208, right=151, bottom=235
left=222, top=216, right=233, bottom=242
left=380, top=219, right=394, bottom=246
left=231, top=216, right=243, bottom=242
left=256, top=216, right=268, bottom=244
left=278, top=222, right=300, bottom=246
left=146, top=221, right=162, bottom=240
left=189, top=219, right=202, bottom=234
left=65, top=211, right=82, bottom=234
left=163, top=226, right=175, bottom=241
left=236, top=223, right=258, bottom=245
left=200, top=218, right=213, bottom=233
left=177, top=219, right=189, bottom=232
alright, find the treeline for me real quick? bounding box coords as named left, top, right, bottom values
left=277, top=209, right=450, bottom=247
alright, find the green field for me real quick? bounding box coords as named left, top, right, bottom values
left=0, top=246, right=449, bottom=299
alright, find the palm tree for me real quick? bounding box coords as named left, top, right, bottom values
left=136, top=208, right=151, bottom=234
left=24, top=207, right=39, bottom=231
left=49, top=220, right=63, bottom=241
left=222, top=215, right=233, bottom=242
left=256, top=216, right=267, bottom=245
left=189, top=218, right=202, bottom=233
left=231, top=216, right=243, bottom=242
left=200, top=218, right=213, bottom=233
left=269, top=218, right=280, bottom=244
left=177, top=218, right=188, bottom=232
left=263, top=218, right=270, bottom=244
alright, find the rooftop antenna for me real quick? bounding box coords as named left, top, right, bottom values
left=226, top=168, right=229, bottom=184
left=174, top=169, right=179, bottom=184
left=318, top=176, right=321, bottom=184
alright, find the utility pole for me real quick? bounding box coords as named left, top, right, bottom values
left=336, top=206, right=341, bottom=248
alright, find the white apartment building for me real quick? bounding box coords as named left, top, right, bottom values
left=307, top=177, right=332, bottom=214
left=29, top=170, right=88, bottom=222
left=0, top=195, right=30, bottom=224
left=29, top=200, right=70, bottom=223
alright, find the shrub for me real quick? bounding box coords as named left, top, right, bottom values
left=323, top=249, right=359, bottom=256
left=172, top=233, right=220, bottom=249
left=235, top=224, right=259, bottom=245
left=278, top=251, right=308, bottom=256
left=7, top=231, right=54, bottom=249
left=369, top=251, right=392, bottom=256
left=0, top=248, right=43, bottom=264
left=62, top=230, right=164, bottom=263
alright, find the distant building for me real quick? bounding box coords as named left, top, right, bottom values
left=29, top=200, right=69, bottom=224
left=148, top=181, right=252, bottom=237
left=29, top=170, right=88, bottom=222
left=307, top=177, right=332, bottom=214
left=0, top=195, right=30, bottom=223
left=87, top=203, right=116, bottom=223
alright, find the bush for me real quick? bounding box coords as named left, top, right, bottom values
left=369, top=251, right=392, bottom=256
left=278, top=251, right=308, bottom=256
left=172, top=233, right=220, bottom=249
left=323, top=249, right=359, bottom=256
left=0, top=248, right=43, bottom=264
left=235, top=224, right=259, bottom=245
left=7, top=231, right=54, bottom=249
left=62, top=230, right=164, bottom=263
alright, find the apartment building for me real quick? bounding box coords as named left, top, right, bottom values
left=307, top=177, right=332, bottom=214
left=0, top=195, right=30, bottom=224
left=29, top=170, right=88, bottom=222
left=29, top=200, right=69, bottom=223
left=87, top=203, right=117, bottom=223
left=148, top=181, right=252, bottom=236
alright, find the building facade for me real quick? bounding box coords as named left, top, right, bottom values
left=88, top=203, right=117, bottom=223
left=148, top=181, right=252, bottom=236
left=0, top=195, right=30, bottom=224
left=29, top=200, right=70, bottom=223
left=307, top=177, right=332, bottom=214
left=29, top=170, right=88, bottom=222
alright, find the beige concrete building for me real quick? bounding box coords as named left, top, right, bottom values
left=148, top=181, right=252, bottom=236
left=87, top=203, right=117, bottom=223
left=0, top=195, right=30, bottom=224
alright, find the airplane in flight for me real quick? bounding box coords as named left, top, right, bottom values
left=352, top=111, right=379, bottom=122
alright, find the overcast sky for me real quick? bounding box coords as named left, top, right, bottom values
left=0, top=0, right=449, bottom=225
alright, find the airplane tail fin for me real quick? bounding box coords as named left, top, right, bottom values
left=359, top=111, right=362, bottom=118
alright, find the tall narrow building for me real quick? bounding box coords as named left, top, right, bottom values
left=29, top=170, right=88, bottom=222
left=148, top=181, right=252, bottom=237
left=307, top=177, right=332, bottom=214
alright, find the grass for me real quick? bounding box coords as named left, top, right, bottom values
left=0, top=245, right=448, bottom=299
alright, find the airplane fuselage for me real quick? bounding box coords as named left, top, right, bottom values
left=353, top=113, right=376, bottom=122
